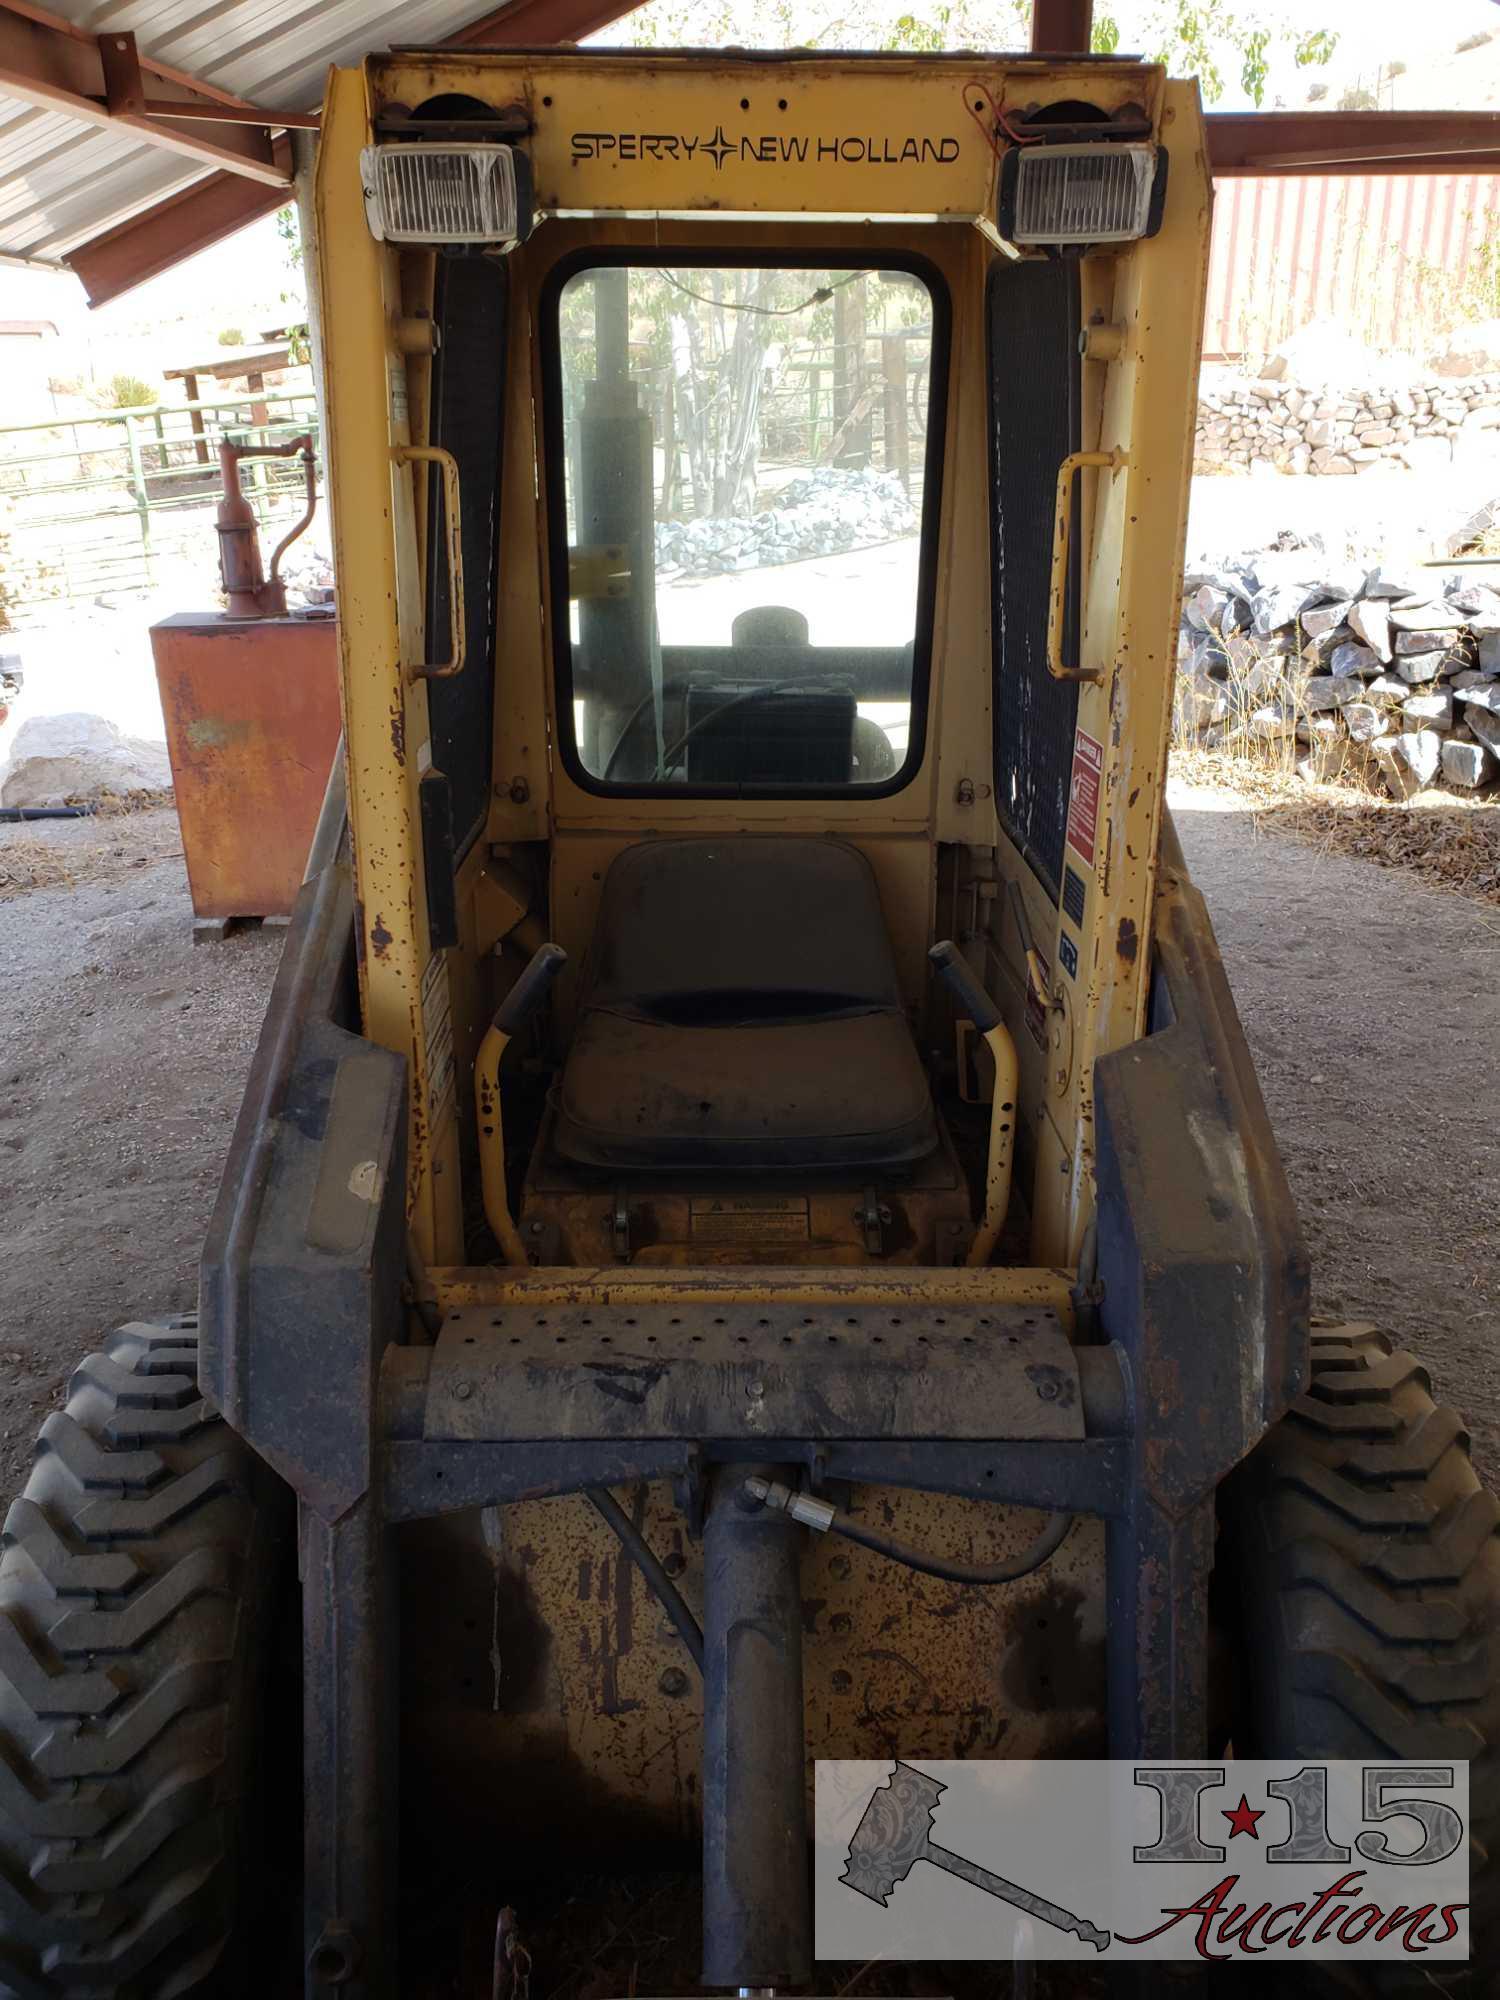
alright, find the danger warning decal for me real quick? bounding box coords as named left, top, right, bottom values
left=1065, top=728, right=1104, bottom=868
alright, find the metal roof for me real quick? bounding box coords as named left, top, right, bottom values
left=0, top=0, right=506, bottom=267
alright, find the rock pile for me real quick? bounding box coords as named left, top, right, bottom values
left=655, top=466, right=916, bottom=578
left=1194, top=373, right=1500, bottom=477
left=1176, top=554, right=1500, bottom=798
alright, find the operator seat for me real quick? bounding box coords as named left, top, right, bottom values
left=552, top=838, right=937, bottom=1172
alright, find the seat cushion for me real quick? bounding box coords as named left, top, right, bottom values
left=553, top=1008, right=937, bottom=1171
left=583, top=836, right=903, bottom=1023
left=552, top=835, right=937, bottom=1173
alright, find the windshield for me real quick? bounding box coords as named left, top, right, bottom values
left=550, top=259, right=941, bottom=794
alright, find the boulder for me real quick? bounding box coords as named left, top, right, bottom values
left=1330, top=640, right=1381, bottom=678
left=1368, top=737, right=1421, bottom=801
left=1344, top=702, right=1391, bottom=743
left=1252, top=583, right=1309, bottom=635
left=1388, top=601, right=1465, bottom=632
left=1362, top=564, right=1424, bottom=599
left=1394, top=627, right=1462, bottom=655
left=1457, top=681, right=1500, bottom=715
left=1301, top=599, right=1352, bottom=638
left=1465, top=705, right=1500, bottom=756
left=1394, top=728, right=1444, bottom=786
left=1301, top=675, right=1355, bottom=712
left=1396, top=652, right=1447, bottom=685
left=1365, top=674, right=1411, bottom=702
left=1480, top=632, right=1500, bottom=673
left=1401, top=691, right=1454, bottom=732
left=0, top=712, right=172, bottom=809
left=1346, top=598, right=1392, bottom=661
left=1440, top=737, right=1497, bottom=787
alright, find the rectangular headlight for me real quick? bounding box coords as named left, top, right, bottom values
left=1007, top=143, right=1158, bottom=245
left=361, top=143, right=528, bottom=246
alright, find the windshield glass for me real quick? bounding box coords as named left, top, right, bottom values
left=551, top=260, right=940, bottom=793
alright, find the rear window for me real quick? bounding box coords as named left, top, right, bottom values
left=546, top=255, right=946, bottom=797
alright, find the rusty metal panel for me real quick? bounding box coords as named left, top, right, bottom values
left=150, top=610, right=341, bottom=921
left=400, top=1489, right=1107, bottom=1845
left=1203, top=169, right=1500, bottom=359
left=423, top=1301, right=1082, bottom=1443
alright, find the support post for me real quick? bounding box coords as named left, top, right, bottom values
left=302, top=1496, right=396, bottom=1998
left=1030, top=0, right=1094, bottom=50
left=701, top=1465, right=811, bottom=1991
left=1105, top=1494, right=1215, bottom=1756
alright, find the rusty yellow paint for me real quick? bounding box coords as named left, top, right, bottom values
left=427, top=1264, right=1077, bottom=1325
left=1029, top=80, right=1213, bottom=1265
left=311, top=45, right=1217, bottom=1820
left=366, top=49, right=1164, bottom=222
left=315, top=67, right=463, bottom=1259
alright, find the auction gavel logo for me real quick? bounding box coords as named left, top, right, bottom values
left=841, top=1761, right=1112, bottom=1952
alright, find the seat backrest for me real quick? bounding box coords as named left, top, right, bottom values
left=586, top=837, right=902, bottom=1025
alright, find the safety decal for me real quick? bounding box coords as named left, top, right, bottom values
left=1065, top=728, right=1104, bottom=867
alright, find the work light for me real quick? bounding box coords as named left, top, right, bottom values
left=360, top=142, right=532, bottom=246
left=1001, top=142, right=1163, bottom=246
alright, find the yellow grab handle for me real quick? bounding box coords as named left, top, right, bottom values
left=475, top=1020, right=529, bottom=1267
left=392, top=444, right=465, bottom=681
left=967, top=1021, right=1020, bottom=1270
left=1046, top=447, right=1126, bottom=685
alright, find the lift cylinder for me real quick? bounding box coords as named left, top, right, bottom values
left=701, top=1464, right=812, bottom=1989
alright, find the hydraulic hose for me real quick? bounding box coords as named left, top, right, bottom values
left=587, top=1486, right=705, bottom=1671
left=744, top=1476, right=1073, bottom=1586
left=0, top=805, right=94, bottom=822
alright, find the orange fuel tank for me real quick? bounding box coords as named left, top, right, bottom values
left=150, top=609, right=342, bottom=930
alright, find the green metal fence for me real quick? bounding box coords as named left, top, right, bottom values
left=0, top=388, right=322, bottom=615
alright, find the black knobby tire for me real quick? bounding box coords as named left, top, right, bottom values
left=1220, top=1324, right=1500, bottom=1977
left=0, top=1316, right=289, bottom=1997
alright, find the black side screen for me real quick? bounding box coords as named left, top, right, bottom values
left=425, top=256, right=508, bottom=858
left=988, top=257, right=1082, bottom=901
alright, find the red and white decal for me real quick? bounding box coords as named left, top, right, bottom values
left=1065, top=727, right=1104, bottom=868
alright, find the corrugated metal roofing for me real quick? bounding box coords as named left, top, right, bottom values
left=0, top=0, right=501, bottom=266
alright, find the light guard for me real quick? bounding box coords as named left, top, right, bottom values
left=361, top=143, right=527, bottom=246
left=1009, top=143, right=1157, bottom=245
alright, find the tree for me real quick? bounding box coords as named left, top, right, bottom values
left=598, top=0, right=1338, bottom=108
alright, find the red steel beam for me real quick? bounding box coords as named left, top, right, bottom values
left=63, top=14, right=1500, bottom=306
left=1207, top=110, right=1500, bottom=177
left=66, top=0, right=634, bottom=306
left=1030, top=0, right=1094, bottom=53
left=0, top=1, right=291, bottom=185
left=66, top=135, right=294, bottom=305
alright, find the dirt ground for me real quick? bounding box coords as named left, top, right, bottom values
left=0, top=807, right=282, bottom=1498
left=1172, top=781, right=1499, bottom=1490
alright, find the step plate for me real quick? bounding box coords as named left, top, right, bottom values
left=423, top=1300, right=1082, bottom=1442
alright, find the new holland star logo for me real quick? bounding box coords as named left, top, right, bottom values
left=703, top=123, right=733, bottom=170
left=1222, top=1793, right=1265, bottom=1840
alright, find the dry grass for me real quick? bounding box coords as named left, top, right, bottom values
left=0, top=798, right=181, bottom=903
left=0, top=836, right=77, bottom=899
left=1171, top=747, right=1500, bottom=906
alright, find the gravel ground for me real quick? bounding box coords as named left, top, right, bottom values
left=0, top=807, right=281, bottom=1497
left=1173, top=781, right=1500, bottom=1490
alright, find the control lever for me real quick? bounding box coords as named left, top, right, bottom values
left=929, top=941, right=1018, bottom=1268
left=475, top=943, right=566, bottom=1265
